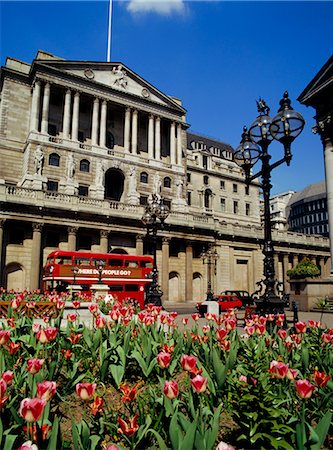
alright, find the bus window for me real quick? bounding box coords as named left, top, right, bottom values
left=140, top=260, right=153, bottom=268
left=125, top=285, right=139, bottom=292
left=125, top=260, right=138, bottom=268
left=108, top=259, right=123, bottom=267
left=56, top=257, right=72, bottom=265
left=75, top=258, right=91, bottom=266
left=92, top=258, right=107, bottom=267
left=109, top=285, right=123, bottom=292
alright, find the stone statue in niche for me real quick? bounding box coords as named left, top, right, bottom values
left=113, top=65, right=128, bottom=89
left=176, top=177, right=184, bottom=199
left=153, top=173, right=162, bottom=196
left=128, top=167, right=137, bottom=194
left=34, top=145, right=44, bottom=175
left=66, top=153, right=75, bottom=179
left=96, top=160, right=106, bottom=186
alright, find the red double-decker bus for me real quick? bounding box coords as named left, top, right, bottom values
left=42, top=250, right=154, bottom=309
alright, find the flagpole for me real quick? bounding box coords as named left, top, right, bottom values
left=107, top=0, right=112, bottom=62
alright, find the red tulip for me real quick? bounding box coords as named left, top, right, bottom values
left=56, top=300, right=65, bottom=310
left=37, top=381, right=57, bottom=401
left=225, top=317, right=237, bottom=331
left=287, top=368, right=298, bottom=381
left=308, top=320, right=321, bottom=329
left=295, top=321, right=307, bottom=334
left=2, top=370, right=14, bottom=385
left=68, top=332, right=82, bottom=344
left=76, top=382, right=96, bottom=400
left=164, top=380, right=179, bottom=399
left=157, top=351, right=171, bottom=369
left=7, top=341, right=21, bottom=355
left=117, top=414, right=139, bottom=437
left=10, top=298, right=21, bottom=310
left=88, top=396, right=104, bottom=415
left=244, top=326, right=255, bottom=336
left=268, top=360, right=289, bottom=379
left=67, top=313, right=78, bottom=322
left=216, top=328, right=229, bottom=340
left=0, top=379, right=7, bottom=398
left=278, top=329, right=287, bottom=339
left=191, top=313, right=201, bottom=321
left=19, top=398, right=46, bottom=422
left=88, top=304, right=99, bottom=315
left=36, top=327, right=58, bottom=344
left=180, top=354, right=197, bottom=372
left=27, top=358, right=45, bottom=375
left=61, top=349, right=73, bottom=360
left=119, top=383, right=138, bottom=403
left=255, top=324, right=266, bottom=335
left=295, top=379, right=315, bottom=399
left=95, top=315, right=106, bottom=329
left=314, top=370, right=332, bottom=387
left=72, top=300, right=81, bottom=309
left=191, top=374, right=208, bottom=393
left=0, top=330, right=10, bottom=346
left=321, top=332, right=332, bottom=344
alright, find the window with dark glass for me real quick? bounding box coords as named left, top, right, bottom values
left=203, top=175, right=209, bottom=185
left=140, top=172, right=148, bottom=183
left=106, top=132, right=115, bottom=149
left=48, top=153, right=60, bottom=167
left=220, top=198, right=226, bottom=212
left=164, top=177, right=171, bottom=188
left=48, top=124, right=57, bottom=136
left=245, top=185, right=249, bottom=195
left=47, top=180, right=58, bottom=192
left=233, top=183, right=238, bottom=193
left=203, top=155, right=208, bottom=169
left=233, top=200, right=238, bottom=214
left=78, top=185, right=89, bottom=197
left=188, top=192, right=191, bottom=206
left=187, top=173, right=191, bottom=183
left=80, top=159, right=90, bottom=172
left=140, top=196, right=148, bottom=206
left=78, top=131, right=85, bottom=143
left=246, top=203, right=250, bottom=216
left=220, top=180, right=225, bottom=190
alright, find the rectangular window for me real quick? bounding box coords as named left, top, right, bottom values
left=48, top=124, right=57, bottom=136
left=187, top=173, right=191, bottom=183
left=187, top=192, right=191, bottom=206
left=245, top=185, right=250, bottom=195
left=78, top=185, right=89, bottom=197
left=47, top=180, right=58, bottom=192
left=246, top=203, right=250, bottom=216
left=78, top=131, right=85, bottom=143
left=220, top=198, right=226, bottom=212
left=233, top=183, right=238, bottom=193
left=139, top=196, right=148, bottom=206
left=220, top=180, right=225, bottom=190
left=203, top=155, right=208, bottom=169
left=233, top=200, right=238, bottom=214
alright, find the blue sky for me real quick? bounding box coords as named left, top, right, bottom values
left=1, top=1, right=332, bottom=195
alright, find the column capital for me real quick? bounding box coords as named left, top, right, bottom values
left=0, top=218, right=6, bottom=228
left=68, top=226, right=78, bottom=235
left=162, top=237, right=170, bottom=244
left=32, top=222, right=43, bottom=232
left=100, top=229, right=109, bottom=238
left=136, top=234, right=144, bottom=242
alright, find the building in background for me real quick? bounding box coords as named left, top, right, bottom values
left=0, top=51, right=330, bottom=302
left=268, top=191, right=296, bottom=231
left=287, top=181, right=329, bottom=237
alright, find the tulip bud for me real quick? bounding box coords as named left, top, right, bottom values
left=163, top=381, right=179, bottom=399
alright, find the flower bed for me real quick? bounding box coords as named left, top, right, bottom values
left=0, top=295, right=332, bottom=450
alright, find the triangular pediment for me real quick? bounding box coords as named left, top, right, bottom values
left=298, top=55, right=333, bottom=105
left=33, top=60, right=186, bottom=114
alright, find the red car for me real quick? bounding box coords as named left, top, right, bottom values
left=216, top=294, right=242, bottom=311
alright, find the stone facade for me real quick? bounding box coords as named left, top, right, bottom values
left=0, top=50, right=331, bottom=303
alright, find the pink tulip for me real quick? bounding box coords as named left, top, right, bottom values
left=72, top=300, right=81, bottom=309
left=182, top=317, right=189, bottom=325
left=163, top=380, right=179, bottom=399
left=56, top=300, right=65, bottom=310
left=191, top=313, right=201, bottom=321
left=225, top=317, right=237, bottom=331
left=0, top=330, right=10, bottom=346
left=10, top=298, right=21, bottom=310
left=67, top=313, right=78, bottom=322
left=36, top=327, right=58, bottom=344
left=239, top=375, right=247, bottom=383
left=0, top=379, right=7, bottom=398
left=202, top=325, right=210, bottom=334
left=27, top=358, right=45, bottom=375
left=216, top=442, right=235, bottom=450
left=278, top=329, right=287, bottom=339
left=19, top=398, right=46, bottom=422
left=295, top=379, right=315, bottom=399
left=88, top=304, right=99, bottom=315
left=191, top=374, right=208, bottom=393
left=156, top=352, right=171, bottom=369
left=180, top=355, right=197, bottom=372
left=106, top=446, right=120, bottom=450
left=308, top=320, right=321, bottom=329
left=36, top=381, right=57, bottom=401
left=216, top=328, right=229, bottom=340
left=18, top=441, right=38, bottom=450
left=244, top=326, right=255, bottom=336
left=2, top=370, right=14, bottom=385
left=268, top=360, right=289, bottom=379
left=255, top=324, right=266, bottom=335
left=287, top=368, right=298, bottom=381
left=76, top=382, right=96, bottom=400
left=321, top=332, right=332, bottom=344
left=295, top=321, right=307, bottom=334
left=95, top=315, right=106, bottom=329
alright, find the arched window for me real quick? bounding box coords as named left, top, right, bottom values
left=48, top=153, right=60, bottom=167
left=80, top=159, right=90, bottom=172
left=140, top=172, right=148, bottom=184
left=203, top=175, right=209, bottom=185
left=106, top=132, right=115, bottom=149
left=164, top=177, right=171, bottom=188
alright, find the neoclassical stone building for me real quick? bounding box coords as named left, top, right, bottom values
left=0, top=50, right=331, bottom=303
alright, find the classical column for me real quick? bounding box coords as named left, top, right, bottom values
left=322, top=135, right=333, bottom=274
left=161, top=238, right=169, bottom=301
left=63, top=89, right=72, bottom=139
left=136, top=235, right=144, bottom=255
left=0, top=219, right=5, bottom=286
left=148, top=114, right=154, bottom=159
left=124, top=108, right=131, bottom=152
left=91, top=98, right=99, bottom=146
left=71, top=92, right=80, bottom=141
left=170, top=121, right=176, bottom=165
left=100, top=230, right=109, bottom=253
left=100, top=100, right=107, bottom=147
left=155, top=116, right=161, bottom=160
left=131, top=109, right=138, bottom=154
left=318, top=256, right=325, bottom=277
left=293, top=254, right=299, bottom=268
left=283, top=254, right=290, bottom=294
left=41, top=82, right=51, bottom=134
left=185, top=241, right=193, bottom=302
left=177, top=123, right=182, bottom=165
left=67, top=227, right=78, bottom=251
left=30, top=223, right=43, bottom=290
left=30, top=80, right=41, bottom=132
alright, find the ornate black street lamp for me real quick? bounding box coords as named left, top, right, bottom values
left=234, top=92, right=305, bottom=314
left=201, top=244, right=219, bottom=302
left=73, top=265, right=79, bottom=285
left=141, top=194, right=169, bottom=306
left=96, top=260, right=105, bottom=284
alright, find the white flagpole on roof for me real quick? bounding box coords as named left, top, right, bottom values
left=107, top=0, right=113, bottom=62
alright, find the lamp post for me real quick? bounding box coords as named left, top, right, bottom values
left=50, top=265, right=54, bottom=291
left=201, top=244, right=219, bottom=302
left=96, top=260, right=105, bottom=284
left=141, top=194, right=169, bottom=306
left=234, top=92, right=305, bottom=314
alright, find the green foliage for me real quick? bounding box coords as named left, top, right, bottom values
left=287, top=258, right=321, bottom=279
